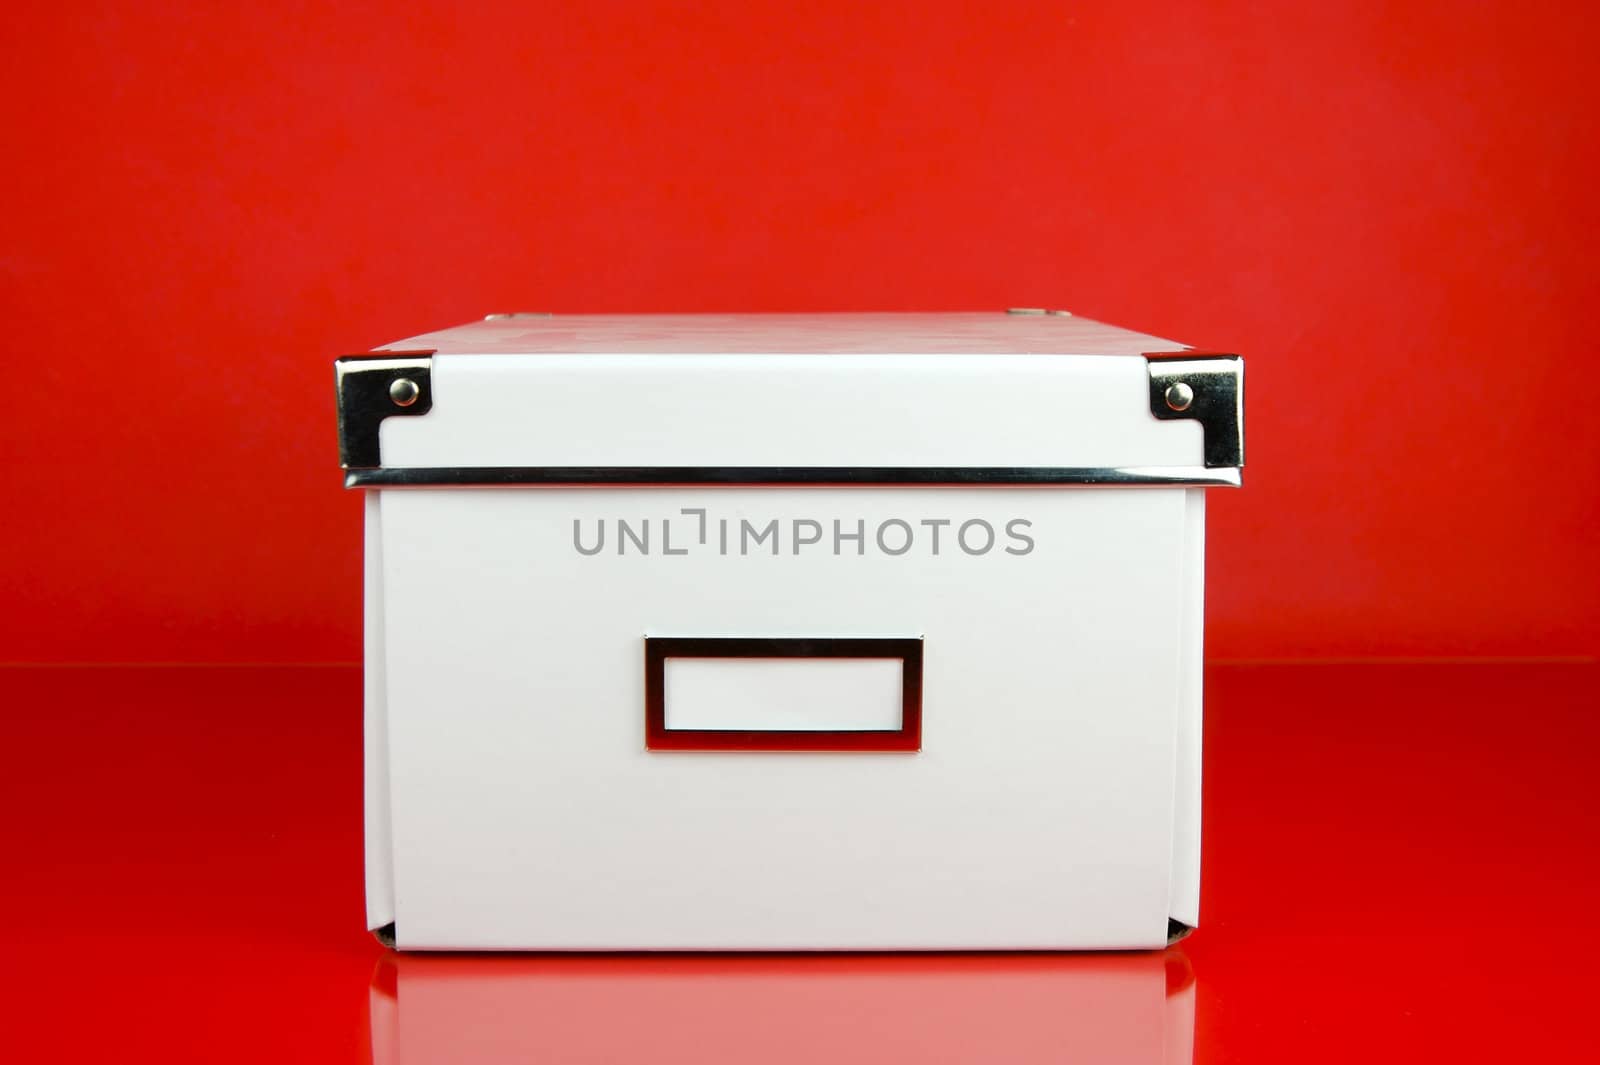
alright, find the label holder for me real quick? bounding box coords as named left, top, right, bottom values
left=644, top=636, right=923, bottom=752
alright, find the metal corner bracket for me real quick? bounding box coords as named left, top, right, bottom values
left=1144, top=353, right=1245, bottom=468
left=335, top=351, right=436, bottom=469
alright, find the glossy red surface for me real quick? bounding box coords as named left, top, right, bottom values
left=7, top=662, right=1594, bottom=1061
left=3, top=3, right=1598, bottom=665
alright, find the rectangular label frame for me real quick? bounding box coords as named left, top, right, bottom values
left=644, top=636, right=923, bottom=752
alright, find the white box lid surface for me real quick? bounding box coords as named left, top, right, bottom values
left=338, top=311, right=1243, bottom=485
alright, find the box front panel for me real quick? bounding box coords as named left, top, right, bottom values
left=379, top=485, right=1189, bottom=949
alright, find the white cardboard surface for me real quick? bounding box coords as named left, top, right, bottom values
left=363, top=491, right=394, bottom=931
left=387, top=310, right=1180, bottom=355
left=380, top=353, right=1204, bottom=470
left=663, top=657, right=905, bottom=732
left=375, top=486, right=1188, bottom=949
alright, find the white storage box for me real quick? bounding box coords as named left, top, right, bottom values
left=337, top=311, right=1244, bottom=950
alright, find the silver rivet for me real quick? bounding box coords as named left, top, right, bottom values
left=389, top=377, right=420, bottom=407
left=1165, top=382, right=1194, bottom=412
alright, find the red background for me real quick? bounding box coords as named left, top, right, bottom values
left=4, top=6, right=1597, bottom=1061
left=2, top=1, right=1595, bottom=665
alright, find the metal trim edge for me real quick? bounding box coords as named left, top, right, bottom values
left=343, top=465, right=1242, bottom=488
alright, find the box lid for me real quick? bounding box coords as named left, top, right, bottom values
left=336, top=312, right=1243, bottom=487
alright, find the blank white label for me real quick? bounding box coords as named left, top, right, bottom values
left=662, top=657, right=904, bottom=732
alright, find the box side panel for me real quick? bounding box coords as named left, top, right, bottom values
left=379, top=354, right=1206, bottom=471
left=364, top=491, right=396, bottom=931
left=381, top=486, right=1187, bottom=949
left=1167, top=489, right=1205, bottom=929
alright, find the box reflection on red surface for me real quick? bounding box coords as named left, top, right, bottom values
left=368, top=952, right=1195, bottom=1065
